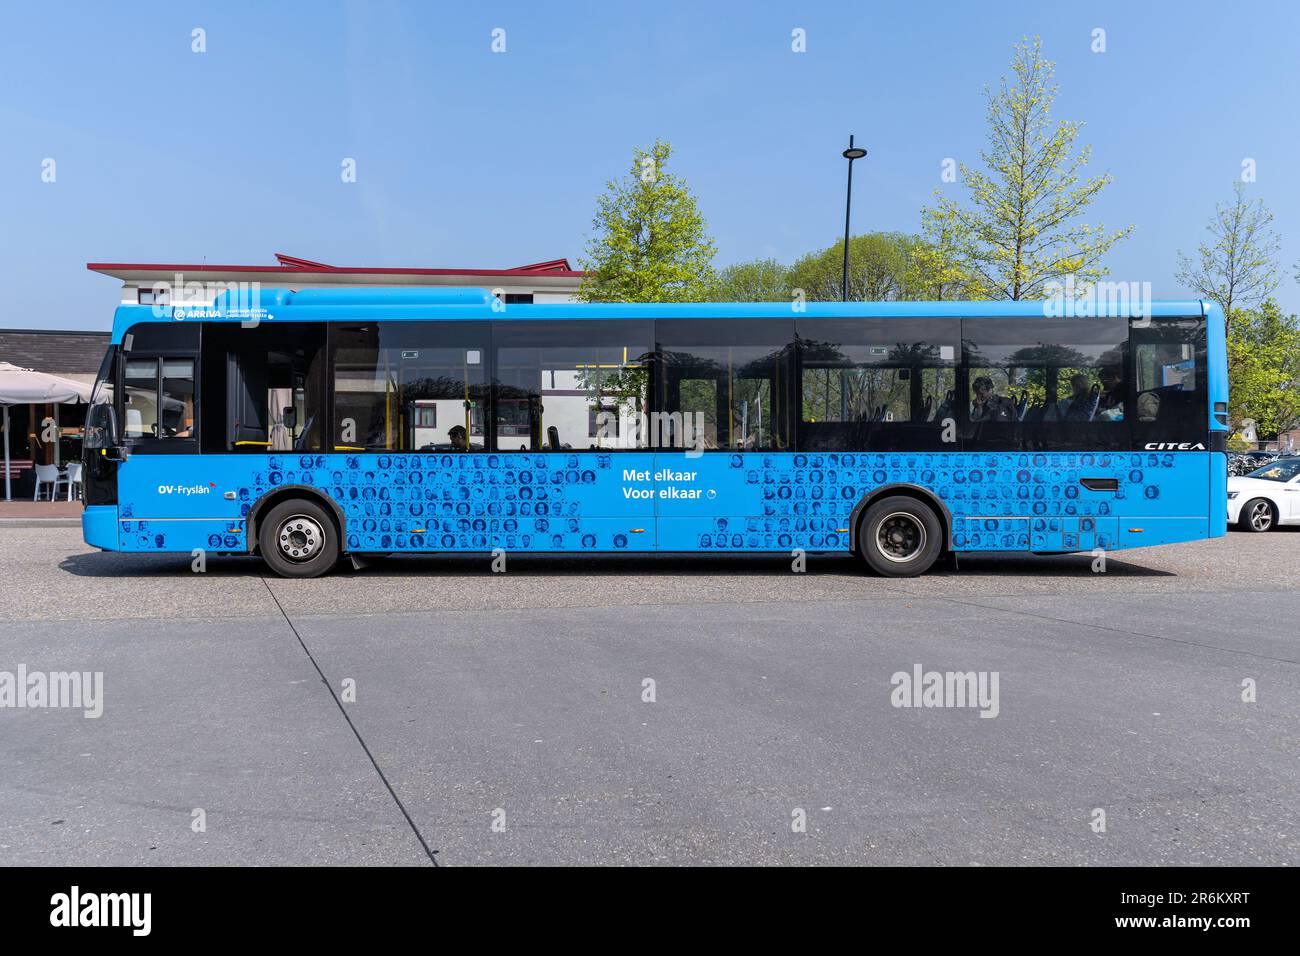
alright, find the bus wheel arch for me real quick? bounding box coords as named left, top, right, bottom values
left=850, top=485, right=950, bottom=577
left=247, top=486, right=346, bottom=556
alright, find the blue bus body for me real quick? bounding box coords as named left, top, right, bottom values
left=82, top=291, right=1228, bottom=566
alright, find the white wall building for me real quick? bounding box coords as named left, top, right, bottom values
left=87, top=252, right=584, bottom=306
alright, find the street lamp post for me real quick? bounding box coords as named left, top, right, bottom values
left=841, top=135, right=868, bottom=302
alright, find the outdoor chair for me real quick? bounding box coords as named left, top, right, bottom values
left=62, top=461, right=83, bottom=500
left=34, top=463, right=60, bottom=501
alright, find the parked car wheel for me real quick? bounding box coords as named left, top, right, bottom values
left=1238, top=498, right=1275, bottom=533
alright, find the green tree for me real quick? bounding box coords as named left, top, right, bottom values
left=924, top=37, right=1132, bottom=300
left=706, top=258, right=792, bottom=301
left=577, top=140, right=716, bottom=302
left=1226, top=299, right=1300, bottom=438
left=789, top=232, right=920, bottom=301
left=908, top=209, right=983, bottom=301
left=1177, top=182, right=1281, bottom=333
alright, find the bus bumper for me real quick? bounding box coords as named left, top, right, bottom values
left=83, top=505, right=118, bottom=550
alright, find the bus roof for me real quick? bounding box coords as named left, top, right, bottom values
left=110, top=286, right=1214, bottom=344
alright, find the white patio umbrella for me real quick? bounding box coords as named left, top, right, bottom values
left=0, top=362, right=93, bottom=501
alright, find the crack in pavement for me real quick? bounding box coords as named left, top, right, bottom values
left=260, top=577, right=440, bottom=866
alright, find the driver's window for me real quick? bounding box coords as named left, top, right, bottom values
left=122, top=357, right=195, bottom=440
left=123, top=359, right=159, bottom=438
left=162, top=359, right=196, bottom=439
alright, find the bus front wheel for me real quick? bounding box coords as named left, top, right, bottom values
left=857, top=495, right=943, bottom=577
left=259, top=499, right=340, bottom=578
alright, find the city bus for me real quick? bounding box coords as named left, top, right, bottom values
left=80, top=289, right=1228, bottom=577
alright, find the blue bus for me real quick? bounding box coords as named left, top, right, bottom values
left=80, top=289, right=1228, bottom=577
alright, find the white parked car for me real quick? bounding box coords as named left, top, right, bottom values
left=1227, top=457, right=1300, bottom=531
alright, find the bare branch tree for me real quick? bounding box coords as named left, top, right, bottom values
left=1177, top=182, right=1280, bottom=331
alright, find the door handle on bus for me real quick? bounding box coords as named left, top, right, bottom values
left=1080, top=478, right=1119, bottom=491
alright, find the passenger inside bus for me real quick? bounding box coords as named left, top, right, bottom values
left=969, top=376, right=1017, bottom=422
left=1097, top=366, right=1125, bottom=421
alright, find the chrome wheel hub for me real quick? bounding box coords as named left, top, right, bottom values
left=277, top=515, right=324, bottom=561
left=1249, top=502, right=1272, bottom=531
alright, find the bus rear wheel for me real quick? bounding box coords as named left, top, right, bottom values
left=857, top=495, right=943, bottom=577
left=259, top=499, right=340, bottom=578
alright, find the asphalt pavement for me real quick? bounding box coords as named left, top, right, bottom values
left=1, top=526, right=1296, bottom=865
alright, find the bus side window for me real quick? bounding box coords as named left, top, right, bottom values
left=658, top=318, right=793, bottom=452
left=794, top=316, right=958, bottom=451
left=1130, top=319, right=1207, bottom=437
left=330, top=322, right=487, bottom=452
left=962, top=315, right=1130, bottom=451
left=494, top=320, right=653, bottom=452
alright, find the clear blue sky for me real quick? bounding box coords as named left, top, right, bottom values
left=3, top=0, right=1298, bottom=330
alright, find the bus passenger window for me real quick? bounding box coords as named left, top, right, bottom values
left=794, top=315, right=959, bottom=451
left=331, top=323, right=488, bottom=452
left=1133, top=333, right=1203, bottom=427
left=494, top=320, right=652, bottom=452
left=962, top=315, right=1130, bottom=449
left=658, top=318, right=793, bottom=452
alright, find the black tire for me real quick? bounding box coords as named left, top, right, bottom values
left=259, top=498, right=340, bottom=578
left=1238, top=498, right=1275, bottom=533
left=857, top=495, right=944, bottom=577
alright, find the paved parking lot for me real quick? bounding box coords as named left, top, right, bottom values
left=2, top=526, right=1296, bottom=865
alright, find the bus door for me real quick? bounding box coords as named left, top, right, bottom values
left=202, top=323, right=326, bottom=454
left=493, top=319, right=658, bottom=551
left=654, top=318, right=795, bottom=552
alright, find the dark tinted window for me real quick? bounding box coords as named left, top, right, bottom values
left=962, top=316, right=1130, bottom=451
left=122, top=321, right=199, bottom=354
left=657, top=318, right=794, bottom=451
left=1130, top=316, right=1208, bottom=443
left=494, top=320, right=652, bottom=451
left=796, top=316, right=960, bottom=451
